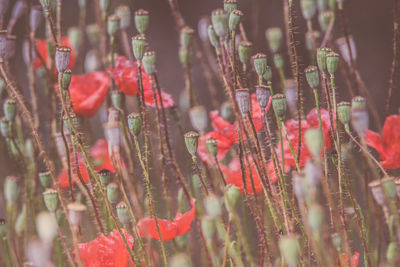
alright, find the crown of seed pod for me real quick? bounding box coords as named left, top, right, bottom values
left=43, top=189, right=59, bottom=213
left=116, top=201, right=130, bottom=224
left=201, top=216, right=216, bottom=240
left=107, top=14, right=120, bottom=36
left=0, top=218, right=6, bottom=238
left=318, top=10, right=334, bottom=32
left=207, top=25, right=220, bottom=50
left=305, top=31, right=320, bottom=52
left=351, top=96, right=366, bottom=109
left=131, top=35, right=146, bottom=61
left=204, top=194, right=222, bottom=219
left=211, top=9, right=229, bottom=39
left=127, top=112, right=142, bottom=136
left=55, top=46, right=71, bottom=73
left=301, top=0, right=317, bottom=20
left=142, top=51, right=156, bottom=75
left=252, top=53, right=267, bottom=78
left=115, top=5, right=130, bottom=30
left=67, top=202, right=86, bottom=226
left=98, top=169, right=112, bottom=187
left=305, top=65, right=320, bottom=89
left=305, top=128, right=323, bottom=157
left=273, top=53, right=284, bottom=69
left=3, top=98, right=16, bottom=121
left=265, top=27, right=282, bottom=53
left=316, top=47, right=332, bottom=71
left=206, top=138, right=218, bottom=157
left=0, top=117, right=10, bottom=138
left=134, top=9, right=150, bottom=35
left=351, top=106, right=369, bottom=135
left=229, top=9, right=243, bottom=32
left=0, top=30, right=7, bottom=60
left=279, top=235, right=300, bottom=266
left=235, top=88, right=250, bottom=116
left=326, top=52, right=339, bottom=75
left=336, top=36, right=357, bottom=64
left=238, top=41, right=252, bottom=65
left=337, top=101, right=351, bottom=126
left=263, top=65, right=272, bottom=81
left=111, top=90, right=123, bottom=109
left=189, top=105, right=208, bottom=133
left=39, top=171, right=52, bottom=188
left=184, top=131, right=200, bottom=156
left=224, top=0, right=237, bottom=13
left=180, top=26, right=195, bottom=48
left=107, top=182, right=119, bottom=204
left=256, top=85, right=271, bottom=109
left=272, top=94, right=287, bottom=121
left=99, top=0, right=109, bottom=13
left=179, top=47, right=193, bottom=68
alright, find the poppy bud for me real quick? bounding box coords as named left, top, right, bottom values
left=43, top=189, right=59, bottom=213
left=98, top=169, right=112, bottom=187
left=131, top=35, right=146, bottom=61
left=235, top=88, right=250, bottom=117
left=39, top=0, right=52, bottom=11
left=305, top=31, right=320, bottom=52
left=111, top=90, right=124, bottom=109
left=184, top=131, right=199, bottom=156
left=204, top=194, right=222, bottom=219
left=36, top=212, right=57, bottom=243
left=206, top=138, right=218, bottom=157
left=116, top=201, right=130, bottom=224
left=308, top=204, right=323, bottom=233
left=211, top=9, right=229, bottom=39
left=252, top=53, right=267, bottom=77
left=386, top=242, right=397, bottom=263
left=0, top=117, right=10, bottom=138
left=55, top=46, right=71, bottom=73
left=0, top=0, right=9, bottom=17
left=189, top=105, right=208, bottom=133
left=169, top=253, right=191, bottom=267
left=179, top=47, right=193, bottom=68
left=0, top=30, right=7, bottom=60
left=107, top=15, right=120, bottom=36
left=107, top=182, right=119, bottom=204
left=220, top=101, right=234, bottom=122
left=301, top=0, right=317, bottom=20
left=305, top=65, right=319, bottom=89
left=263, top=65, right=272, bottom=81
left=350, top=107, right=369, bottom=135
left=351, top=96, right=366, bottom=109
left=5, top=35, right=15, bottom=60
left=318, top=10, right=334, bottom=32
left=272, top=94, right=287, bottom=121
left=207, top=25, right=220, bottom=50
left=99, top=0, right=109, bottom=13
left=279, top=235, right=300, bottom=266
left=256, top=85, right=271, bottom=109
left=201, top=216, right=216, bottom=240
left=229, top=9, right=243, bottom=32
left=15, top=204, right=26, bottom=236
left=180, top=26, right=195, bottom=48
left=4, top=175, right=19, bottom=204
left=224, top=0, right=237, bottom=13
left=305, top=128, right=323, bottom=157
left=86, top=24, right=100, bottom=46
left=265, top=27, right=282, bottom=53
left=336, top=36, right=357, bottom=64
left=67, top=202, right=86, bottom=226
left=127, top=112, right=142, bottom=136
left=331, top=233, right=342, bottom=250
left=39, top=171, right=52, bottom=188
left=273, top=53, right=284, bottom=69
left=238, top=41, right=252, bottom=65
left=326, top=52, right=339, bottom=75
left=3, top=98, right=16, bottom=122
left=0, top=218, right=6, bottom=238
left=134, top=9, right=150, bottom=35
left=224, top=184, right=240, bottom=211
left=60, top=69, right=72, bottom=90
left=316, top=47, right=331, bottom=72
left=115, top=5, right=130, bottom=30
left=337, top=101, right=350, bottom=126
left=142, top=51, right=156, bottom=75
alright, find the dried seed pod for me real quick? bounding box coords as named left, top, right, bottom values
left=337, top=101, right=351, bottom=126
left=98, top=169, right=112, bottom=187
left=256, top=85, right=271, bottom=109
left=235, top=88, right=250, bottom=116
left=134, top=9, right=149, bottom=35
left=116, top=201, right=130, bottom=224
left=61, top=69, right=72, bottom=90
left=131, top=35, right=146, bottom=61
left=252, top=53, right=267, bottom=77
left=211, top=9, right=229, bottom=39
left=326, top=52, right=339, bottom=75
left=316, top=47, right=332, bottom=72
left=55, top=46, right=71, bottom=73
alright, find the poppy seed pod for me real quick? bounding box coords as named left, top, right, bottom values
left=211, top=9, right=229, bottom=39
left=55, top=46, right=71, bottom=73
left=107, top=182, right=119, bottom=204
left=43, top=189, right=59, bottom=213
left=220, top=102, right=234, bottom=123
left=256, top=85, right=271, bottom=109
left=252, top=53, right=267, bottom=77
left=308, top=205, right=323, bottom=233
left=142, top=51, right=156, bottom=75
left=238, top=41, right=252, bottom=65
left=273, top=53, right=284, bottom=69
left=229, top=9, right=243, bottom=32
left=107, top=15, right=120, bottom=36
left=39, top=171, right=52, bottom=188
left=351, top=96, right=366, bottom=109
left=3, top=98, right=16, bottom=121
left=179, top=47, right=193, bottom=68
left=116, top=201, right=130, bottom=224
left=263, top=65, right=272, bottom=81
left=184, top=131, right=200, bottom=156
left=204, top=194, right=222, bottom=219
left=189, top=105, right=208, bottom=133
left=305, top=65, right=320, bottom=89
left=98, top=169, right=112, bottom=187
left=134, top=9, right=150, bottom=35
left=0, top=219, right=6, bottom=238
left=67, top=202, right=87, bottom=226
left=337, top=101, right=351, bottom=126
left=305, top=31, right=320, bottom=52
left=265, top=27, right=282, bottom=53
left=60, top=69, right=72, bottom=90
left=224, top=184, right=240, bottom=211
left=0, top=30, right=8, bottom=60
left=318, top=11, right=334, bottom=32
left=326, top=52, right=339, bottom=75
left=39, top=0, right=52, bottom=11
left=272, top=94, right=287, bottom=121
left=336, top=36, right=357, bottom=64
left=301, top=0, right=317, bottom=20
left=0, top=117, right=11, bottom=138
left=99, top=0, right=109, bottom=13
left=111, top=90, right=123, bottom=109
left=201, top=216, right=216, bottom=240
left=279, top=235, right=300, bottom=267
left=127, top=112, right=142, bottom=136
left=198, top=16, right=210, bottom=42
left=235, top=88, right=250, bottom=116
left=305, top=128, right=323, bottom=157
left=4, top=176, right=19, bottom=204
left=131, top=35, right=146, bottom=61
left=224, top=0, right=237, bottom=13
left=0, top=0, right=9, bottom=17
left=206, top=138, right=218, bottom=157
left=180, top=26, right=195, bottom=48
left=36, top=212, right=57, bottom=243
left=316, top=47, right=332, bottom=72
left=351, top=106, right=369, bottom=135
left=208, top=25, right=220, bottom=49
left=115, top=5, right=130, bottom=30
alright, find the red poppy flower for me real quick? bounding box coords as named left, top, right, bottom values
left=108, top=57, right=174, bottom=108
left=58, top=158, right=90, bottom=189
left=137, top=199, right=196, bottom=241
left=340, top=252, right=359, bottom=267
left=68, top=72, right=110, bottom=117
left=35, top=37, right=75, bottom=70
left=365, top=115, right=400, bottom=170
left=78, top=229, right=134, bottom=267
left=277, top=108, right=332, bottom=167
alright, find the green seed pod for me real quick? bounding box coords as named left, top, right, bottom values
left=224, top=184, right=240, bottom=211
left=235, top=88, right=250, bottom=117
left=180, top=26, right=195, bottom=48
left=115, top=5, right=131, bottom=30
left=337, top=101, right=350, bottom=126
left=201, top=216, right=216, bottom=240
left=326, top=52, right=339, bottom=75
left=206, top=138, right=218, bottom=158
left=331, top=233, right=342, bottom=250
left=67, top=202, right=86, bottom=226
left=107, top=182, right=119, bottom=204
left=127, top=112, right=142, bottom=136
left=4, top=176, right=19, bottom=204
left=131, top=35, right=146, bottom=61
left=43, top=189, right=59, bottom=213
left=39, top=171, right=52, bottom=188
left=351, top=96, right=366, bottom=109
left=279, top=235, right=300, bottom=266
left=67, top=27, right=82, bottom=52
left=179, top=47, right=193, bottom=68
left=142, top=51, right=156, bottom=75
left=238, top=41, right=252, bottom=65
left=0, top=219, right=6, bottom=238
left=220, top=101, right=234, bottom=122
left=55, top=46, right=71, bottom=73
left=228, top=9, right=243, bottom=32
left=189, top=105, right=208, bottom=133
left=98, top=169, right=112, bottom=187
left=301, top=0, right=317, bottom=20
left=316, top=47, right=332, bottom=72
left=256, top=85, right=271, bottom=109
left=116, top=201, right=130, bottom=224
left=15, top=204, right=26, bottom=236
left=211, top=9, right=229, bottom=39
left=134, top=9, right=150, bottom=35
left=386, top=241, right=397, bottom=263
left=272, top=94, right=287, bottom=121
left=273, top=53, right=284, bottom=69
left=208, top=25, right=220, bottom=49
left=204, top=194, right=222, bottom=219
left=305, top=128, right=323, bottom=157
left=3, top=98, right=16, bottom=121
left=305, top=65, right=320, bottom=89
left=318, top=11, right=334, bottom=32
left=224, top=0, right=237, bottom=13
left=308, top=205, right=323, bottom=233
left=305, top=31, right=321, bottom=51
left=252, top=53, right=267, bottom=77
left=184, top=131, right=200, bottom=156
left=111, top=90, right=123, bottom=109
left=265, top=27, right=282, bottom=53
left=0, top=117, right=10, bottom=138
left=169, top=253, right=191, bottom=267
left=107, top=15, right=120, bottom=36
left=36, top=211, right=58, bottom=242
left=61, top=69, right=72, bottom=90
left=99, top=0, right=109, bottom=13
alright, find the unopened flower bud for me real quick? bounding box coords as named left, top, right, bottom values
left=316, top=47, right=332, bottom=72
left=256, top=85, right=271, bottom=109
left=189, top=105, right=208, bottom=133
left=273, top=53, right=284, bottom=69
left=235, top=88, right=250, bottom=116
left=4, top=175, right=19, bottom=204
left=272, top=94, right=287, bottom=121
left=142, top=51, right=156, bottom=75
left=336, top=36, right=357, bottom=64
left=301, top=0, right=317, bottom=20
left=305, top=65, right=319, bottom=89
left=116, top=201, right=130, bottom=224
left=39, top=171, right=52, bottom=188
left=279, top=235, right=300, bottom=266
left=201, top=216, right=216, bottom=240
left=131, top=35, right=146, bottom=61
left=337, top=101, right=350, bottom=127
left=206, top=138, right=218, bottom=157
left=115, top=5, right=130, bottom=30
left=184, top=131, right=200, bottom=156
left=204, top=194, right=222, bottom=219
left=107, top=15, right=120, bottom=36
left=331, top=233, right=342, bottom=250
left=67, top=202, right=86, bottom=226
left=36, top=212, right=57, bottom=242
left=180, top=26, right=195, bottom=48
left=107, top=182, right=119, bottom=204
left=252, top=53, right=267, bottom=77
left=224, top=184, right=240, bottom=211
left=351, top=107, right=369, bottom=135
left=351, top=96, right=366, bottom=109
left=134, top=9, right=149, bottom=35
left=224, top=0, right=237, bottom=13
left=43, top=189, right=59, bottom=213
left=265, top=27, right=282, bottom=53
left=308, top=205, right=323, bottom=233
left=4, top=98, right=16, bottom=121
left=238, top=41, right=252, bottom=65
left=305, top=128, right=323, bottom=157
left=211, top=9, right=229, bottom=39
left=326, top=52, right=339, bottom=75
left=127, top=112, right=142, bottom=136
left=319, top=10, right=334, bottom=32
left=55, top=46, right=71, bottom=73
left=229, top=9, right=243, bottom=32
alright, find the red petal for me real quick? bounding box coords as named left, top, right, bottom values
left=381, top=115, right=400, bottom=148
left=174, top=199, right=196, bottom=236
left=351, top=252, right=360, bottom=267
left=58, top=161, right=90, bottom=189
left=365, top=130, right=384, bottom=157
left=143, top=86, right=175, bottom=108
left=197, top=132, right=234, bottom=163
left=90, top=139, right=115, bottom=172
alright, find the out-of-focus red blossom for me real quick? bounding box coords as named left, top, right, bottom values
left=90, top=139, right=115, bottom=172
left=58, top=159, right=90, bottom=189
left=34, top=37, right=75, bottom=70
left=137, top=199, right=196, bottom=241
left=77, top=229, right=134, bottom=267
left=108, top=57, right=174, bottom=108
left=68, top=72, right=110, bottom=117
left=277, top=108, right=332, bottom=167
left=340, top=252, right=359, bottom=267
left=365, top=115, right=400, bottom=169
